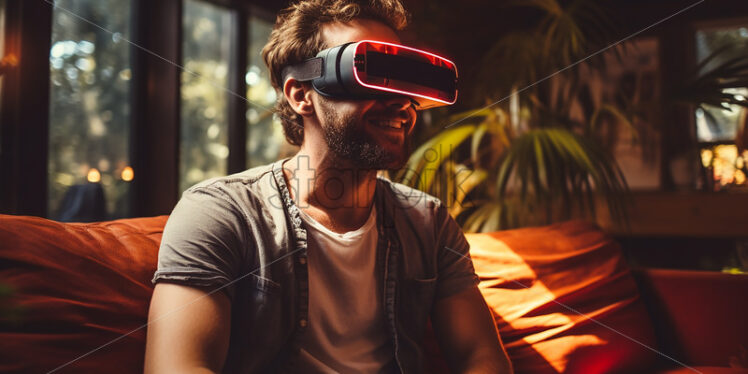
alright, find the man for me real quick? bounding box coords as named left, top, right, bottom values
left=144, top=0, right=512, bottom=373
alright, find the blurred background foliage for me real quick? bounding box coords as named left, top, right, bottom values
left=180, top=0, right=232, bottom=194
left=394, top=0, right=748, bottom=231
left=48, top=0, right=132, bottom=219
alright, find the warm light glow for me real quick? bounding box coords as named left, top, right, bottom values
left=704, top=144, right=746, bottom=189
left=736, top=170, right=746, bottom=185
left=0, top=54, right=19, bottom=69
left=467, top=234, right=606, bottom=373
left=121, top=166, right=134, bottom=182
left=119, top=68, right=131, bottom=81
left=87, top=168, right=101, bottom=183
left=714, top=145, right=738, bottom=185
left=700, top=149, right=713, bottom=168
left=715, top=144, right=738, bottom=160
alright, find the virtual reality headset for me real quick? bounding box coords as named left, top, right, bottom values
left=282, top=40, right=458, bottom=110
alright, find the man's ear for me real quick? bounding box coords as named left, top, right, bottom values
left=283, top=78, right=315, bottom=117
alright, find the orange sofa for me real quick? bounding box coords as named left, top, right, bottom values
left=0, top=214, right=746, bottom=374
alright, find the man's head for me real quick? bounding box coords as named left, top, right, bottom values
left=262, top=0, right=416, bottom=169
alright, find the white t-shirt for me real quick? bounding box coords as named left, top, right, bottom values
left=297, top=205, right=396, bottom=373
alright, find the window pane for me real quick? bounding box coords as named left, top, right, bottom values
left=695, top=26, right=748, bottom=142
left=48, top=0, right=133, bottom=221
left=246, top=15, right=294, bottom=168
left=181, top=0, right=232, bottom=193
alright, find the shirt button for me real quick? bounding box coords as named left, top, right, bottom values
left=299, top=257, right=307, bottom=265
left=299, top=319, right=308, bottom=327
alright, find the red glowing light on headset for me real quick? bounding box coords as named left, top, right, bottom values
left=351, top=40, right=458, bottom=106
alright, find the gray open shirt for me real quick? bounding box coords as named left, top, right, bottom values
left=153, top=158, right=479, bottom=373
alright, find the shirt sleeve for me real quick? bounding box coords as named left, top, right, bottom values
left=152, top=186, right=248, bottom=303
left=433, top=202, right=480, bottom=300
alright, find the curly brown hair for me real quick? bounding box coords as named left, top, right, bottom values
left=261, top=0, right=409, bottom=146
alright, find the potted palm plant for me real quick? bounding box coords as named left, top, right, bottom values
left=395, top=0, right=748, bottom=232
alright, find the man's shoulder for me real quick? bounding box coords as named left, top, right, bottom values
left=186, top=161, right=278, bottom=194
left=177, top=161, right=285, bottom=216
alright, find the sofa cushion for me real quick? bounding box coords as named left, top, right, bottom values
left=2, top=215, right=660, bottom=373
left=656, top=367, right=748, bottom=374
left=0, top=214, right=167, bottom=374
left=634, top=268, right=748, bottom=369
left=426, top=220, right=659, bottom=374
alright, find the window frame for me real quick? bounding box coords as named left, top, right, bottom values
left=0, top=0, right=52, bottom=217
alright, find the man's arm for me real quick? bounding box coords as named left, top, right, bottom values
left=432, top=285, right=513, bottom=374
left=144, top=283, right=231, bottom=374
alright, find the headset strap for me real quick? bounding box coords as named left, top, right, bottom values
left=281, top=57, right=323, bottom=83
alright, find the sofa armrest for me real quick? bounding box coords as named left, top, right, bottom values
left=632, top=268, right=748, bottom=368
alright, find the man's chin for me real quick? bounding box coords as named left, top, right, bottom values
left=338, top=149, right=409, bottom=171
left=370, top=152, right=410, bottom=171
left=322, top=121, right=412, bottom=170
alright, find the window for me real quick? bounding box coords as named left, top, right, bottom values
left=694, top=24, right=748, bottom=190
left=180, top=0, right=233, bottom=193
left=181, top=5, right=292, bottom=189
left=48, top=0, right=133, bottom=220
left=695, top=26, right=748, bottom=142
left=3, top=1, right=284, bottom=218
left=246, top=15, right=292, bottom=168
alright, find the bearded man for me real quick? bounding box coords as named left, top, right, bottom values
left=144, top=1, right=512, bottom=373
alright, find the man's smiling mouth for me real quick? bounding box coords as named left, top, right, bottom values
left=370, top=119, right=406, bottom=130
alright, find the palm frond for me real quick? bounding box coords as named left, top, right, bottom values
left=495, top=128, right=628, bottom=223
left=676, top=46, right=748, bottom=109
left=398, top=124, right=476, bottom=192
left=449, top=166, right=488, bottom=218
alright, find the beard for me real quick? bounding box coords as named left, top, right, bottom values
left=318, top=99, right=412, bottom=170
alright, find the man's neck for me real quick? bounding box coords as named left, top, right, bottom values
left=282, top=150, right=378, bottom=234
